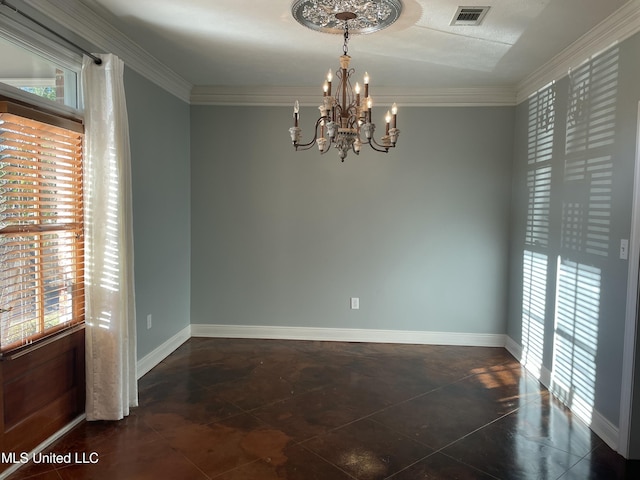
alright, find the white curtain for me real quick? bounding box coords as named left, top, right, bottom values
left=82, top=53, right=138, bottom=420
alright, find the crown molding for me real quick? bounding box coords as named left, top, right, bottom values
left=22, top=0, right=192, bottom=103
left=516, top=0, right=640, bottom=104
left=15, top=0, right=639, bottom=108
left=190, top=85, right=518, bottom=107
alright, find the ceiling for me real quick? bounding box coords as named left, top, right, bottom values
left=76, top=0, right=630, bottom=91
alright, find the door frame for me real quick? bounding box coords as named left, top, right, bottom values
left=619, top=101, right=640, bottom=457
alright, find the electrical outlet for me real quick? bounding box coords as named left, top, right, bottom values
left=350, top=297, right=360, bottom=310
left=147, top=314, right=152, bottom=329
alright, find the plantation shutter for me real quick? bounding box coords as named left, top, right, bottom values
left=0, top=100, right=84, bottom=354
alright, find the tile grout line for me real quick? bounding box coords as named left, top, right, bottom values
left=119, top=416, right=214, bottom=480
left=220, top=355, right=526, bottom=451
left=140, top=342, right=536, bottom=478
left=297, top=444, right=360, bottom=480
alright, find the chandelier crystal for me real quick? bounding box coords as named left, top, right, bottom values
left=289, top=12, right=400, bottom=162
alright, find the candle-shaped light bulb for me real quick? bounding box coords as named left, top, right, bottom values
left=385, top=110, right=391, bottom=124
left=355, top=82, right=361, bottom=94
left=391, top=102, right=397, bottom=129
left=367, top=97, right=373, bottom=109
left=294, top=100, right=299, bottom=127
left=327, top=69, right=333, bottom=82
left=323, top=81, right=329, bottom=96
left=363, top=72, right=370, bottom=99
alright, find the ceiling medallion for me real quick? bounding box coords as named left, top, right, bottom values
left=291, top=0, right=403, bottom=34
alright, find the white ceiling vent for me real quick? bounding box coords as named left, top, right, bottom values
left=451, top=6, right=490, bottom=26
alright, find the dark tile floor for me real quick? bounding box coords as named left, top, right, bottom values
left=5, top=337, right=638, bottom=479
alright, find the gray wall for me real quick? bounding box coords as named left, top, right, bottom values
left=507, top=32, right=640, bottom=432
left=125, top=68, right=191, bottom=358
left=14, top=0, right=640, bottom=454
left=190, top=105, right=514, bottom=334
left=1, top=1, right=193, bottom=361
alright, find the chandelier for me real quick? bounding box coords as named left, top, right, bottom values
left=289, top=1, right=401, bottom=162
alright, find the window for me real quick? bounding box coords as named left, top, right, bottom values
left=0, top=98, right=84, bottom=354
left=0, top=27, right=80, bottom=109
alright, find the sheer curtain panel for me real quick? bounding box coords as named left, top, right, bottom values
left=82, top=53, right=138, bottom=420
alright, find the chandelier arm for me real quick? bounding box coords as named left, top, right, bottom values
left=294, top=142, right=319, bottom=152
left=369, top=131, right=396, bottom=150
left=294, top=116, right=330, bottom=150
left=366, top=138, right=391, bottom=153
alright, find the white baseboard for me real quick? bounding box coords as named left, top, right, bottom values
left=505, top=335, right=619, bottom=452
left=0, top=415, right=85, bottom=480
left=504, top=335, right=521, bottom=356
left=136, top=325, right=191, bottom=379
left=591, top=411, right=620, bottom=452
left=190, top=324, right=507, bottom=347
